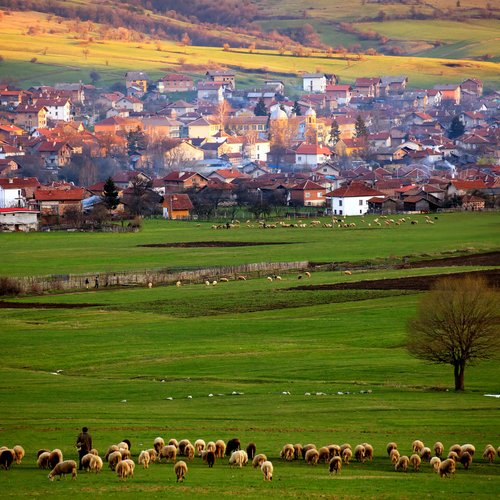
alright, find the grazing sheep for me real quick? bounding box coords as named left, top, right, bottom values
left=344, top=270, right=352, bottom=276
left=305, top=448, right=320, bottom=466
left=116, top=460, right=132, bottom=480
left=89, top=448, right=99, bottom=456
left=237, top=275, right=246, bottom=280
left=390, top=449, right=400, bottom=465
left=461, top=444, right=475, bottom=457
left=168, top=438, right=179, bottom=449
left=160, top=445, right=177, bottom=463
left=430, top=456, right=441, bottom=473
left=395, top=455, right=410, bottom=472
left=447, top=451, right=459, bottom=463
left=246, top=442, right=256, bottom=460
left=37, top=451, right=51, bottom=469
left=49, top=449, right=63, bottom=469
left=439, top=458, right=456, bottom=478
left=329, top=456, right=342, bottom=474
left=105, top=444, right=120, bottom=461
left=48, top=460, right=77, bottom=481
left=252, top=453, right=267, bottom=468
left=138, top=450, right=150, bottom=469
left=0, top=449, right=15, bottom=470
left=342, top=448, right=352, bottom=465
left=261, top=460, right=273, bottom=481
left=147, top=448, right=157, bottom=463
left=354, top=444, right=365, bottom=463
left=483, top=445, right=496, bottom=463
left=497, top=446, right=500, bottom=459
left=117, top=441, right=129, bottom=451
left=108, top=451, right=122, bottom=471
left=302, top=443, right=317, bottom=459
left=449, top=444, right=462, bottom=455
left=194, top=439, right=206, bottom=456
left=386, top=442, right=398, bottom=456
left=328, top=444, right=341, bottom=458
left=229, top=450, right=248, bottom=468
left=153, top=437, right=165, bottom=454
left=123, top=459, right=135, bottom=478
left=206, top=441, right=216, bottom=454
left=148, top=282, right=153, bottom=288
left=318, top=447, right=330, bottom=463
left=410, top=454, right=421, bottom=471
left=434, top=441, right=444, bottom=458
left=362, top=443, right=373, bottom=462
left=460, top=451, right=472, bottom=470
left=215, top=440, right=226, bottom=458
left=174, top=460, right=188, bottom=482
left=119, top=448, right=131, bottom=460
left=205, top=280, right=210, bottom=286
left=226, top=438, right=240, bottom=457
left=340, top=443, right=351, bottom=454
left=176, top=281, right=182, bottom=287
left=280, top=444, right=294, bottom=461
left=293, top=444, right=303, bottom=460
left=178, top=439, right=191, bottom=456
left=12, top=445, right=24, bottom=465
left=90, top=455, right=103, bottom=473
left=219, top=277, right=229, bottom=282
left=81, top=453, right=94, bottom=471
left=212, top=281, right=217, bottom=286
left=184, top=444, right=195, bottom=461
left=420, top=447, right=432, bottom=462
left=267, top=276, right=273, bottom=282
left=37, top=449, right=50, bottom=458
left=305, top=271, right=311, bottom=278
left=412, top=440, right=425, bottom=454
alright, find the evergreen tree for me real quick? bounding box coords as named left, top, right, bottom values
left=449, top=115, right=465, bottom=139
left=330, top=118, right=340, bottom=147
left=254, top=98, right=268, bottom=117
left=292, top=100, right=302, bottom=116
left=127, top=127, right=148, bottom=156
left=102, top=176, right=120, bottom=211
left=355, top=115, right=368, bottom=138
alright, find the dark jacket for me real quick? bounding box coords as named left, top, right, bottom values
left=76, top=431, right=92, bottom=452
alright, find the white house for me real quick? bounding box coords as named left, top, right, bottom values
left=294, top=143, right=331, bottom=168
left=303, top=73, right=327, bottom=93
left=36, top=98, right=72, bottom=122
left=326, top=182, right=385, bottom=216
left=0, top=207, right=39, bottom=231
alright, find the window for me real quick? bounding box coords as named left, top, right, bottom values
left=339, top=210, right=343, bottom=215
left=298, top=156, right=302, bottom=161
left=359, top=199, right=363, bottom=205
left=317, top=192, right=323, bottom=198
left=305, top=192, right=311, bottom=198
left=339, top=200, right=342, bottom=206
left=360, top=210, right=362, bottom=214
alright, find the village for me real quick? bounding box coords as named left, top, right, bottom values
left=0, top=69, right=499, bottom=231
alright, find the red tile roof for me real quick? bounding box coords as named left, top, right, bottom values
left=295, top=144, right=331, bottom=155
left=35, top=187, right=85, bottom=201
left=327, top=183, right=384, bottom=198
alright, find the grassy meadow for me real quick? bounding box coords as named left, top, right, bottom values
left=0, top=211, right=499, bottom=497
left=1, top=11, right=499, bottom=89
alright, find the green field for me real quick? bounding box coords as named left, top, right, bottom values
left=1, top=11, right=499, bottom=89
left=0, top=211, right=499, bottom=497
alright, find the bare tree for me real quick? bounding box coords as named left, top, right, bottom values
left=407, top=275, right=499, bottom=391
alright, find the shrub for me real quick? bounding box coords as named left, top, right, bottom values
left=0, top=276, right=23, bottom=296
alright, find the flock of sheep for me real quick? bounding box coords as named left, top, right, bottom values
left=2, top=437, right=499, bottom=485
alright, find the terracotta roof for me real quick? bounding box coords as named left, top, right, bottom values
left=295, top=144, right=331, bottom=155
left=163, top=193, right=193, bottom=211
left=290, top=180, right=325, bottom=191
left=327, top=183, right=385, bottom=198
left=0, top=177, right=40, bottom=189
left=451, top=180, right=487, bottom=190
left=35, top=187, right=85, bottom=201
left=0, top=207, right=39, bottom=213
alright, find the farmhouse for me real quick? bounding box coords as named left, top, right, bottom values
left=0, top=207, right=39, bottom=231
left=327, top=182, right=385, bottom=216
left=162, top=193, right=194, bottom=219
left=157, top=74, right=195, bottom=93
left=289, top=179, right=326, bottom=207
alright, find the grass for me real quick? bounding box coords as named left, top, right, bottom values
left=0, top=212, right=498, bottom=277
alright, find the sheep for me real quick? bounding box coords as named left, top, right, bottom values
left=119, top=448, right=131, bottom=460
left=412, top=440, right=424, bottom=454
left=49, top=449, right=63, bottom=469
left=410, top=453, right=421, bottom=471
left=90, top=455, right=103, bottom=473
left=448, top=451, right=460, bottom=463
left=328, top=444, right=341, bottom=458
left=206, top=441, right=216, bottom=454
left=123, top=459, right=135, bottom=478
left=215, top=439, right=226, bottom=458
left=305, top=448, right=320, bottom=466
left=229, top=450, right=248, bottom=468
left=342, top=448, right=352, bottom=465
left=225, top=438, right=240, bottom=457
left=37, top=449, right=50, bottom=458
left=148, top=282, right=153, bottom=288
left=386, top=442, right=397, bottom=456
left=203, top=450, right=215, bottom=467
left=81, top=453, right=94, bottom=471
left=460, top=451, right=472, bottom=470
left=117, top=441, right=129, bottom=450
left=439, top=458, right=456, bottom=478
left=219, top=277, right=229, bottom=282
left=168, top=438, right=179, bottom=449
left=153, top=437, right=165, bottom=454
left=205, top=280, right=211, bottom=286
left=261, top=460, right=273, bottom=481
left=138, top=450, right=150, bottom=469
left=344, top=270, right=352, bottom=276
left=246, top=442, right=256, bottom=460
left=293, top=444, right=303, bottom=460
left=305, top=271, right=311, bottom=278
left=184, top=444, right=195, bottom=461
left=430, top=456, right=441, bottom=473
left=38, top=451, right=51, bottom=469
left=160, top=445, right=177, bottom=463
left=237, top=275, right=247, bottom=280
left=318, top=447, right=330, bottom=463
left=116, top=460, right=132, bottom=480
left=497, top=446, right=500, bottom=459
left=252, top=453, right=267, bottom=468
left=483, top=444, right=496, bottom=463
left=434, top=441, right=444, bottom=458
left=108, top=451, right=122, bottom=471
left=147, top=448, right=157, bottom=463
left=280, top=444, right=294, bottom=461
left=420, top=447, right=432, bottom=462
left=0, top=449, right=15, bottom=470
left=362, top=443, right=373, bottom=462
left=461, top=444, right=475, bottom=457
left=395, top=455, right=410, bottom=472
left=354, top=444, right=365, bottom=463
left=174, top=460, right=188, bottom=482
left=340, top=443, right=351, bottom=454
left=212, top=280, right=217, bottom=286
left=176, top=280, right=182, bottom=287
left=390, top=449, right=400, bottom=465
left=12, top=445, right=25, bottom=465
left=194, top=439, right=206, bottom=456
left=105, top=444, right=120, bottom=461
left=178, top=439, right=191, bottom=456
left=302, top=443, right=317, bottom=459
left=329, top=456, right=342, bottom=475
left=48, top=460, right=77, bottom=481
left=449, top=444, right=462, bottom=456
left=89, top=448, right=99, bottom=456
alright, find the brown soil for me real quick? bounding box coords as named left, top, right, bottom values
left=403, top=251, right=500, bottom=268
left=0, top=301, right=101, bottom=309
left=139, top=241, right=294, bottom=248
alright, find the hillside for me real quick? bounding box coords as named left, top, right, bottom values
left=0, top=11, right=499, bottom=90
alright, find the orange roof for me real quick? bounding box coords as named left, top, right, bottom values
left=295, top=144, right=331, bottom=155
left=35, top=187, right=85, bottom=201
left=327, top=183, right=384, bottom=198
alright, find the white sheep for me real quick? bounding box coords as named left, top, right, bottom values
left=329, top=456, right=342, bottom=474
left=147, top=448, right=158, bottom=463
left=174, top=460, right=188, bottom=482
left=108, top=451, right=122, bottom=471
left=215, top=440, right=226, bottom=458
left=123, top=458, right=135, bottom=478
left=280, top=444, right=294, bottom=461
left=176, top=281, right=182, bottom=287
left=461, top=444, right=475, bottom=457
left=342, top=448, right=352, bottom=465
left=261, top=460, right=273, bottom=481
left=430, top=456, right=441, bottom=473
left=194, top=439, right=206, bottom=456
left=386, top=442, right=397, bottom=456
left=434, top=441, right=444, bottom=458
left=168, top=438, right=179, bottom=449
left=395, top=455, right=409, bottom=472
left=81, top=453, right=94, bottom=471
left=90, top=455, right=103, bottom=473
left=184, top=443, right=195, bottom=461
left=390, top=449, right=400, bottom=465
left=252, top=453, right=267, bottom=468
left=305, top=448, right=319, bottom=465
left=439, top=458, right=456, bottom=478
left=410, top=453, right=421, bottom=471
left=116, top=460, right=132, bottom=480
left=12, top=445, right=25, bottom=465
left=159, top=445, right=177, bottom=463
left=48, top=460, right=77, bottom=481
left=354, top=444, right=365, bottom=462
left=483, top=444, right=496, bottom=463
left=153, top=437, right=165, bottom=454
left=138, top=450, right=150, bottom=469
left=229, top=450, right=248, bottom=468
left=412, top=440, right=424, bottom=454
left=37, top=451, right=51, bottom=469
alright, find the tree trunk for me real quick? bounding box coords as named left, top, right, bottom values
left=454, top=362, right=465, bottom=391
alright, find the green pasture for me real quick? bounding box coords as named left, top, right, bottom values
left=0, top=212, right=498, bottom=277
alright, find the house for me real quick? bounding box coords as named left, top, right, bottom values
left=244, top=139, right=270, bottom=163
left=36, top=141, right=73, bottom=168
left=0, top=177, right=40, bottom=207
left=115, top=96, right=144, bottom=113
left=289, top=179, right=326, bottom=207
left=209, top=168, right=248, bottom=184
left=426, top=89, right=442, bottom=107
left=34, top=98, right=72, bottom=122
left=162, top=100, right=197, bottom=117
left=34, top=185, right=86, bottom=223
left=326, top=182, right=385, bottom=216
left=402, top=194, right=441, bottom=212
left=0, top=158, right=21, bottom=176
left=226, top=116, right=268, bottom=135
left=142, top=117, right=182, bottom=140
left=460, top=78, right=483, bottom=97
left=187, top=117, right=221, bottom=139
left=162, top=171, right=208, bottom=192
left=433, top=84, right=461, bottom=105
left=294, top=144, right=331, bottom=168
left=125, top=71, right=150, bottom=94
left=93, top=116, right=143, bottom=135
left=354, top=78, right=381, bottom=98
left=13, top=104, right=48, bottom=131
left=302, top=73, right=327, bottom=93
left=0, top=207, right=39, bottom=231
left=162, top=193, right=194, bottom=219
left=367, top=196, right=399, bottom=214
left=326, top=85, right=352, bottom=105
left=380, top=76, right=408, bottom=95
left=157, top=74, right=195, bottom=93
left=197, top=82, right=224, bottom=103
left=461, top=194, right=485, bottom=211
left=459, top=112, right=486, bottom=129
left=206, top=71, right=236, bottom=90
